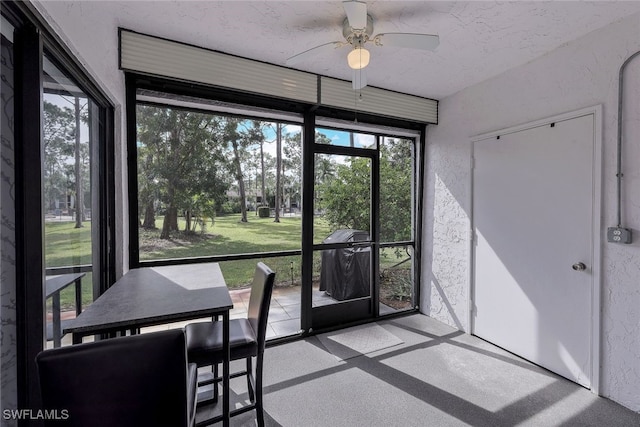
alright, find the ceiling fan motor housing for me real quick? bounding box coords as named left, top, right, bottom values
left=343, top=15, right=374, bottom=47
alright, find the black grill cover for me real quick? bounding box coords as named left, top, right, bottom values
left=319, top=229, right=370, bottom=301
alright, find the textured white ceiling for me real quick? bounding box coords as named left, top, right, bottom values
left=50, top=1, right=640, bottom=99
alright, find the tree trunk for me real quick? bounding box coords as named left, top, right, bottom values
left=260, top=142, right=266, bottom=206
left=142, top=199, right=156, bottom=228
left=160, top=207, right=172, bottom=239
left=232, top=140, right=248, bottom=222
left=160, top=186, right=176, bottom=239
left=74, top=96, right=84, bottom=228
left=169, top=207, right=179, bottom=231
left=185, top=210, right=191, bottom=232
left=274, top=123, right=282, bottom=223
left=160, top=206, right=178, bottom=238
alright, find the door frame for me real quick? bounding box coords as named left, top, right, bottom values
left=469, top=105, right=603, bottom=393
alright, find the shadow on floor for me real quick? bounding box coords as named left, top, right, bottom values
left=198, top=314, right=640, bottom=426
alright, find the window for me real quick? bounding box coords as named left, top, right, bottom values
left=43, top=50, right=114, bottom=348
left=133, top=93, right=303, bottom=279
left=128, top=76, right=423, bottom=337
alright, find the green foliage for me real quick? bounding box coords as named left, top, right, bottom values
left=319, top=157, right=371, bottom=232
left=220, top=200, right=241, bottom=214
left=379, top=138, right=413, bottom=242
left=389, top=276, right=412, bottom=301
left=318, top=138, right=413, bottom=242
left=43, top=99, right=91, bottom=214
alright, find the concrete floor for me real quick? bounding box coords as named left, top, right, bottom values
left=198, top=314, right=640, bottom=426
left=47, top=304, right=640, bottom=426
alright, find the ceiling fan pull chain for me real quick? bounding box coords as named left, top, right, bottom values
left=354, top=85, right=359, bottom=123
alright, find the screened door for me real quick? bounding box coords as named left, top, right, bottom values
left=311, top=150, right=376, bottom=328
left=304, top=125, right=420, bottom=331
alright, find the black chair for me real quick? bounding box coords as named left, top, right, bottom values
left=185, top=262, right=276, bottom=426
left=36, top=329, right=197, bottom=427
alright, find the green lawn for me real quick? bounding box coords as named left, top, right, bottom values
left=45, top=220, right=93, bottom=268
left=45, top=214, right=412, bottom=311
left=140, top=214, right=310, bottom=259
left=140, top=214, right=331, bottom=286
left=45, top=214, right=332, bottom=308
left=44, top=220, right=94, bottom=311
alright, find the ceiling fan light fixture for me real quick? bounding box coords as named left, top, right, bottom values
left=347, top=47, right=370, bottom=69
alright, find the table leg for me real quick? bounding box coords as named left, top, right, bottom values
left=72, top=333, right=82, bottom=345
left=74, top=278, right=83, bottom=315
left=223, top=310, right=230, bottom=427
left=52, top=293, right=61, bottom=348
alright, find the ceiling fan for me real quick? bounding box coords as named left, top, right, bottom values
left=286, top=1, right=440, bottom=90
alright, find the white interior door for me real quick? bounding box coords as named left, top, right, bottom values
left=472, top=113, right=597, bottom=388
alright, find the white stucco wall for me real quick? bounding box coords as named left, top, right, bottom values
left=422, top=13, right=640, bottom=411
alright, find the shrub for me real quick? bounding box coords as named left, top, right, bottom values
left=220, top=200, right=241, bottom=215
left=257, top=206, right=270, bottom=218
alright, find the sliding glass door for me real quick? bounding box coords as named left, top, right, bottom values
left=42, top=53, right=106, bottom=348
left=2, top=0, right=115, bottom=411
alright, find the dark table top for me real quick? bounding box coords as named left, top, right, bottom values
left=64, top=263, right=233, bottom=336
left=45, top=272, right=86, bottom=298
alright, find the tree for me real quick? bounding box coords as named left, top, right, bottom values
left=312, top=131, right=337, bottom=213
left=137, top=105, right=228, bottom=238
left=73, top=96, right=85, bottom=228
left=239, top=121, right=268, bottom=207
left=379, top=138, right=413, bottom=242
left=43, top=100, right=75, bottom=213
left=282, top=130, right=302, bottom=211
left=43, top=97, right=90, bottom=228
left=274, top=123, right=282, bottom=222
left=319, top=137, right=414, bottom=242
left=226, top=118, right=250, bottom=222
left=320, top=156, right=370, bottom=231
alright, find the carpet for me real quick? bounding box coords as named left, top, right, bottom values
left=317, top=323, right=403, bottom=361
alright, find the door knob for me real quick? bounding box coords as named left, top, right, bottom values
left=572, top=262, right=587, bottom=271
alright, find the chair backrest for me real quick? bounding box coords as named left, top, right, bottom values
left=247, top=262, right=276, bottom=353
left=36, top=329, right=192, bottom=427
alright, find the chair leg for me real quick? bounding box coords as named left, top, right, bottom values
left=246, top=357, right=255, bottom=403
left=255, top=353, right=265, bottom=427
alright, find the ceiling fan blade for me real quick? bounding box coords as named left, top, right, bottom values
left=286, top=41, right=344, bottom=66
left=374, top=33, right=440, bottom=51
left=352, top=68, right=367, bottom=90
left=343, top=1, right=368, bottom=30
